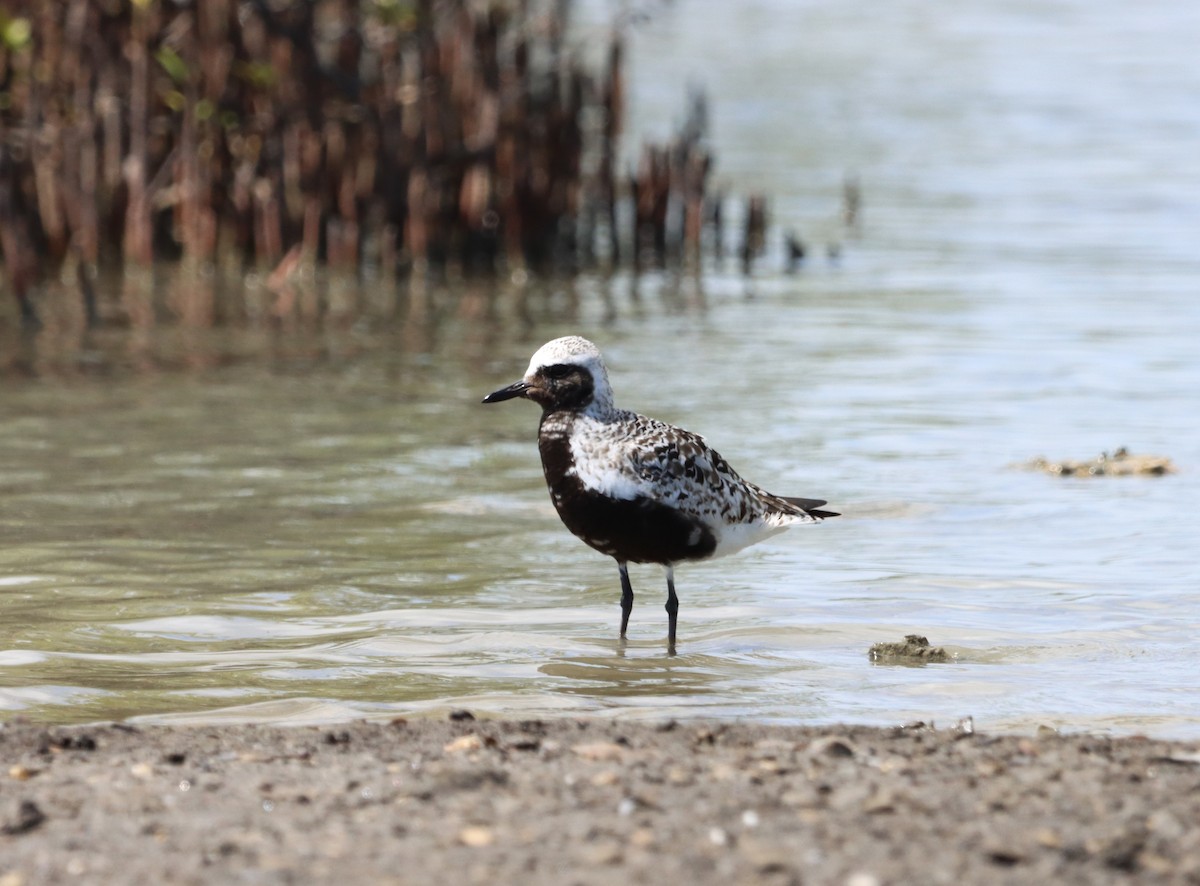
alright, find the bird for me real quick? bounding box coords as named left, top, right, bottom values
left=482, top=336, right=837, bottom=653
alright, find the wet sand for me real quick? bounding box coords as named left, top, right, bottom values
left=4, top=717, right=1200, bottom=884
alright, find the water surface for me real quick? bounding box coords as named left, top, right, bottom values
left=2, top=0, right=1199, bottom=735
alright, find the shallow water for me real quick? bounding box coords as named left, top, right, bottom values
left=3, top=0, right=1199, bottom=735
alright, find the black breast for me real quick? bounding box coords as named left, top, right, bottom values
left=538, top=415, right=716, bottom=565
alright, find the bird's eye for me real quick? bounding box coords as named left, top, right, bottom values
left=543, top=364, right=573, bottom=380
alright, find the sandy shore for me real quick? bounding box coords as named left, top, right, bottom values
left=3, top=716, right=1199, bottom=884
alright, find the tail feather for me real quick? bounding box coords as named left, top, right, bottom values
left=781, top=495, right=840, bottom=520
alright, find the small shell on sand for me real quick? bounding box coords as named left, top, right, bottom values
left=1024, top=447, right=1174, bottom=477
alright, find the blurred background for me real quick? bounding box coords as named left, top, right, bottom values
left=1, top=0, right=1198, bottom=735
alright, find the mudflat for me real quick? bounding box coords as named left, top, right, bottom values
left=3, top=717, right=1199, bottom=884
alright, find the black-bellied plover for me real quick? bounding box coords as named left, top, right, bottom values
left=483, top=335, right=837, bottom=653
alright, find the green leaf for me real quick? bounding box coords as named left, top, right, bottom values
left=2, top=16, right=32, bottom=50
left=235, top=60, right=276, bottom=89
left=155, top=46, right=189, bottom=84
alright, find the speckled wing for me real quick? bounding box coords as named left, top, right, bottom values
left=572, top=410, right=819, bottom=527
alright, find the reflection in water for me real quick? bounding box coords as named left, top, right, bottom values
left=0, top=259, right=705, bottom=379
left=541, top=653, right=723, bottom=697
left=1, top=251, right=720, bottom=382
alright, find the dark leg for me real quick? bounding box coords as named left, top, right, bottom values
left=665, top=566, right=679, bottom=654
left=618, top=562, right=634, bottom=639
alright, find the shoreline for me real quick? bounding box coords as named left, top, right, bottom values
left=4, top=716, right=1199, bottom=883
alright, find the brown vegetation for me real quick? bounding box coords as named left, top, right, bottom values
left=0, top=0, right=730, bottom=327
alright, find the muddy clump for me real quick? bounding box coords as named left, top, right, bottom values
left=869, top=634, right=950, bottom=664
left=1024, top=447, right=1174, bottom=477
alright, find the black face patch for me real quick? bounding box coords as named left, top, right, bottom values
left=528, top=363, right=595, bottom=411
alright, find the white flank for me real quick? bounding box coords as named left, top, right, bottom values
left=709, top=520, right=789, bottom=559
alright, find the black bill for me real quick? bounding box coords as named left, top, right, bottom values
left=482, top=381, right=531, bottom=404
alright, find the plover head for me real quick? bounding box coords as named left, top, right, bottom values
left=482, top=336, right=614, bottom=413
